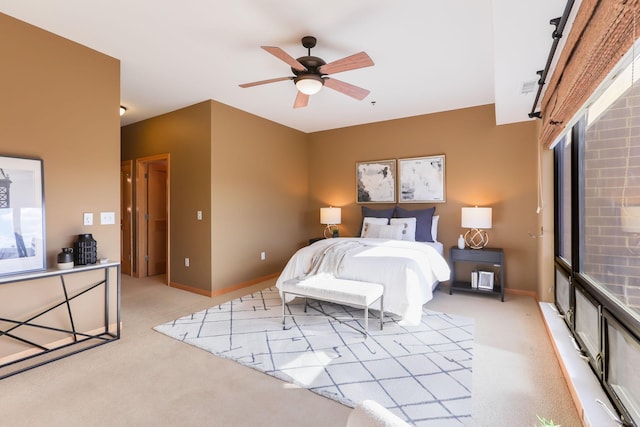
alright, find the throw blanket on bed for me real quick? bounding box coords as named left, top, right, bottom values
left=277, top=238, right=451, bottom=325
left=303, top=240, right=365, bottom=279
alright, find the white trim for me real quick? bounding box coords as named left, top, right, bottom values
left=540, top=302, right=621, bottom=426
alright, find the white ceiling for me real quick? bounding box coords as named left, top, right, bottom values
left=0, top=0, right=571, bottom=133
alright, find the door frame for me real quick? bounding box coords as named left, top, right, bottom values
left=135, top=154, right=170, bottom=283
left=120, top=160, right=133, bottom=275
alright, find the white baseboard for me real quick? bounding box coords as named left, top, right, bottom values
left=539, top=302, right=620, bottom=427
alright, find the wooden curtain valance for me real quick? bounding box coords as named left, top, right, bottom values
left=540, top=0, right=640, bottom=147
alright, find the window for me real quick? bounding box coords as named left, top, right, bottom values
left=581, top=57, right=640, bottom=321
left=555, top=269, right=571, bottom=321
left=605, top=311, right=640, bottom=424
left=554, top=41, right=640, bottom=425
left=556, top=133, right=572, bottom=265
left=575, top=286, right=600, bottom=366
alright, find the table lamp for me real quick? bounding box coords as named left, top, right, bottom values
left=461, top=206, right=492, bottom=249
left=320, top=206, right=341, bottom=238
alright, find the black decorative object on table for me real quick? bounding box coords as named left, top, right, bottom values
left=56, top=247, right=74, bottom=270
left=74, top=233, right=97, bottom=265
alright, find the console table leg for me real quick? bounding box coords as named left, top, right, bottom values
left=60, top=276, right=78, bottom=342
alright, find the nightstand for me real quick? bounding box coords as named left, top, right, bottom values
left=308, top=237, right=324, bottom=245
left=449, top=247, right=505, bottom=301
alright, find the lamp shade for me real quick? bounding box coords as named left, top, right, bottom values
left=461, top=206, right=492, bottom=229
left=295, top=75, right=324, bottom=95
left=320, top=207, right=341, bottom=225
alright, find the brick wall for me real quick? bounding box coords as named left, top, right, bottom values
left=584, top=85, right=640, bottom=307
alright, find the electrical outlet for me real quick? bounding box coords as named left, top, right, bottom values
left=197, top=210, right=202, bottom=220
left=83, top=212, right=93, bottom=226
left=260, top=251, right=266, bottom=261
left=185, top=257, right=190, bottom=267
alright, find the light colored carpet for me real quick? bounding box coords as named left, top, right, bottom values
left=154, top=287, right=474, bottom=426
left=0, top=275, right=581, bottom=426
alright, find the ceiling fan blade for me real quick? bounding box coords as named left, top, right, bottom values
left=261, top=46, right=307, bottom=72
left=324, top=78, right=370, bottom=101
left=293, top=91, right=309, bottom=109
left=318, top=52, right=374, bottom=75
left=239, top=76, right=292, bottom=88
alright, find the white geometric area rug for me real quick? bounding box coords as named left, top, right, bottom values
left=153, top=287, right=474, bottom=426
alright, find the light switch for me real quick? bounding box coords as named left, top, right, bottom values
left=83, top=212, right=93, bottom=226
left=100, top=212, right=115, bottom=225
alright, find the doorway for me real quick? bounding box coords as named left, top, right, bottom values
left=134, top=154, right=170, bottom=282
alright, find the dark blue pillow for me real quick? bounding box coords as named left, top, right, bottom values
left=395, top=206, right=435, bottom=242
left=361, top=205, right=396, bottom=221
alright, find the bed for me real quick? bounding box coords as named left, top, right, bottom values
left=276, top=207, right=451, bottom=325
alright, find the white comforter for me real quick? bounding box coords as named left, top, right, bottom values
left=276, top=238, right=451, bottom=325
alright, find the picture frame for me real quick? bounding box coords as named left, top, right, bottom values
left=478, top=271, right=495, bottom=290
left=0, top=155, right=46, bottom=277
left=398, top=155, right=446, bottom=203
left=356, top=159, right=396, bottom=203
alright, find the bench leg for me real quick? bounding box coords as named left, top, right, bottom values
left=280, top=287, right=383, bottom=337
left=365, top=305, right=369, bottom=336
left=282, top=291, right=286, bottom=329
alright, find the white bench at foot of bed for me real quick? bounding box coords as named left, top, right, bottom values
left=280, top=277, right=384, bottom=336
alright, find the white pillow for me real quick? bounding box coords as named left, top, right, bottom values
left=431, top=215, right=439, bottom=241
left=361, top=223, right=404, bottom=240
left=360, top=217, right=389, bottom=237
left=390, top=217, right=417, bottom=241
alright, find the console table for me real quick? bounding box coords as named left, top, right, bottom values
left=0, top=262, right=120, bottom=379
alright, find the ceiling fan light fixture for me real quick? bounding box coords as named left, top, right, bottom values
left=294, top=74, right=324, bottom=95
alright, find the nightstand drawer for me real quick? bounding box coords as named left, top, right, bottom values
left=450, top=247, right=503, bottom=263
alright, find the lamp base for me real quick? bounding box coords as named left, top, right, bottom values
left=464, top=229, right=489, bottom=249
left=323, top=225, right=339, bottom=239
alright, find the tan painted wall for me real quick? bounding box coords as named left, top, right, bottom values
left=308, top=104, right=540, bottom=292
left=121, top=100, right=309, bottom=294
left=0, top=13, right=120, bottom=260
left=538, top=145, right=555, bottom=301
left=123, top=102, right=539, bottom=294
left=210, top=101, right=309, bottom=290
left=121, top=102, right=213, bottom=292
left=0, top=13, right=120, bottom=356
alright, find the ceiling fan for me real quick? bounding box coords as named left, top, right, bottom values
left=239, top=36, right=374, bottom=109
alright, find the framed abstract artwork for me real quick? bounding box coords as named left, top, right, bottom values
left=356, top=159, right=396, bottom=203
left=398, top=155, right=446, bottom=203
left=0, top=155, right=46, bottom=277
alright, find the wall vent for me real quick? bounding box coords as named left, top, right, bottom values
left=521, top=80, right=538, bottom=94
